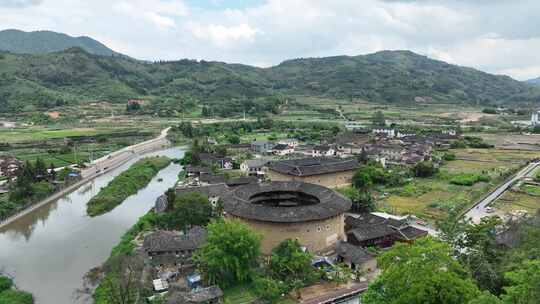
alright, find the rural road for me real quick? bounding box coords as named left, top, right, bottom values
left=82, top=127, right=171, bottom=177
left=465, top=161, right=540, bottom=223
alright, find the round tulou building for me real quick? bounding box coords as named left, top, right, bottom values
left=222, top=181, right=352, bottom=254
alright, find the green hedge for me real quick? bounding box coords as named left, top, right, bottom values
left=86, top=156, right=171, bottom=216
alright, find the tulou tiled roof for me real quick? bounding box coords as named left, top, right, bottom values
left=336, top=241, right=375, bottom=265
left=143, top=226, right=207, bottom=254
left=222, top=181, right=351, bottom=223
left=268, top=157, right=359, bottom=177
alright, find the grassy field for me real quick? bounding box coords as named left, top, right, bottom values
left=378, top=149, right=540, bottom=221
left=0, top=127, right=101, bottom=143
left=495, top=190, right=540, bottom=214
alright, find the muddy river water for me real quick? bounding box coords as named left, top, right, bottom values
left=0, top=147, right=185, bottom=304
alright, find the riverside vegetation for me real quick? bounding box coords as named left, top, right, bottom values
left=86, top=156, right=171, bottom=217
left=0, top=275, right=34, bottom=304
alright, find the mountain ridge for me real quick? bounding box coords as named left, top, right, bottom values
left=0, top=46, right=539, bottom=114
left=0, top=29, right=122, bottom=56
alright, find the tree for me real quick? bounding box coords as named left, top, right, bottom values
left=352, top=170, right=373, bottom=190
left=226, top=134, right=241, bottom=145
left=372, top=111, right=386, bottom=127
left=96, top=254, right=144, bottom=304
left=34, top=158, right=47, bottom=181
left=502, top=260, right=540, bottom=304
left=413, top=161, right=437, bottom=178
left=252, top=277, right=287, bottom=303
left=442, top=217, right=505, bottom=294
left=195, top=219, right=261, bottom=288
left=339, top=187, right=375, bottom=213
left=468, top=292, right=502, bottom=304
left=327, top=263, right=352, bottom=285
left=269, top=239, right=317, bottom=286
left=362, top=237, right=480, bottom=304
left=158, top=192, right=213, bottom=230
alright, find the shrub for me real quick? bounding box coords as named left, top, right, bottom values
left=450, top=173, right=490, bottom=186
left=413, top=161, right=438, bottom=178
left=0, top=289, right=34, bottom=304
left=252, top=277, right=287, bottom=303
left=0, top=276, right=13, bottom=293
left=443, top=152, right=456, bottom=161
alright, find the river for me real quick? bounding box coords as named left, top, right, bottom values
left=0, top=146, right=185, bottom=304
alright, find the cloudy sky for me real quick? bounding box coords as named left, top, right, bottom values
left=0, top=0, right=539, bottom=80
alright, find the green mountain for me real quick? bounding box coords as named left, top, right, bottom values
left=0, top=48, right=538, bottom=114
left=0, top=29, right=120, bottom=56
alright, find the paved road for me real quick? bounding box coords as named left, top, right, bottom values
left=82, top=127, right=171, bottom=178
left=465, top=161, right=540, bottom=223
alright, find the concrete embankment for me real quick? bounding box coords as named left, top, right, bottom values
left=0, top=128, right=171, bottom=229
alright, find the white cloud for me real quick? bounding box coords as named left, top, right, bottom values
left=0, top=0, right=539, bottom=79
left=190, top=23, right=259, bottom=46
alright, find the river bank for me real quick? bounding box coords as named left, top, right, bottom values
left=0, top=146, right=185, bottom=304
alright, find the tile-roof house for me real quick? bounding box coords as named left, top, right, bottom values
left=312, top=145, right=336, bottom=157
left=143, top=226, right=207, bottom=262
left=267, top=157, right=360, bottom=188
left=198, top=153, right=233, bottom=170
left=185, top=165, right=212, bottom=177
left=345, top=214, right=427, bottom=248
left=240, top=159, right=269, bottom=175
left=335, top=241, right=376, bottom=272
left=272, top=143, right=294, bottom=156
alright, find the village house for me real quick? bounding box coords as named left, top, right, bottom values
left=312, top=145, right=336, bottom=157
left=198, top=174, right=227, bottom=186
left=175, top=184, right=228, bottom=207
left=0, top=156, right=22, bottom=178
left=198, top=153, right=233, bottom=170
left=240, top=159, right=270, bottom=176
left=46, top=111, right=61, bottom=119
left=272, top=143, right=294, bottom=156
left=335, top=241, right=377, bottom=273
left=278, top=138, right=299, bottom=148
left=267, top=157, right=360, bottom=188
left=250, top=140, right=274, bottom=154
left=372, top=128, right=395, bottom=138
left=345, top=214, right=427, bottom=248
left=185, top=165, right=212, bottom=178
left=143, top=226, right=207, bottom=267
left=128, top=99, right=146, bottom=106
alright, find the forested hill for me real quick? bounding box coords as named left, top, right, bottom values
left=268, top=51, right=539, bottom=104
left=0, top=47, right=538, bottom=114
left=0, top=29, right=120, bottom=56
